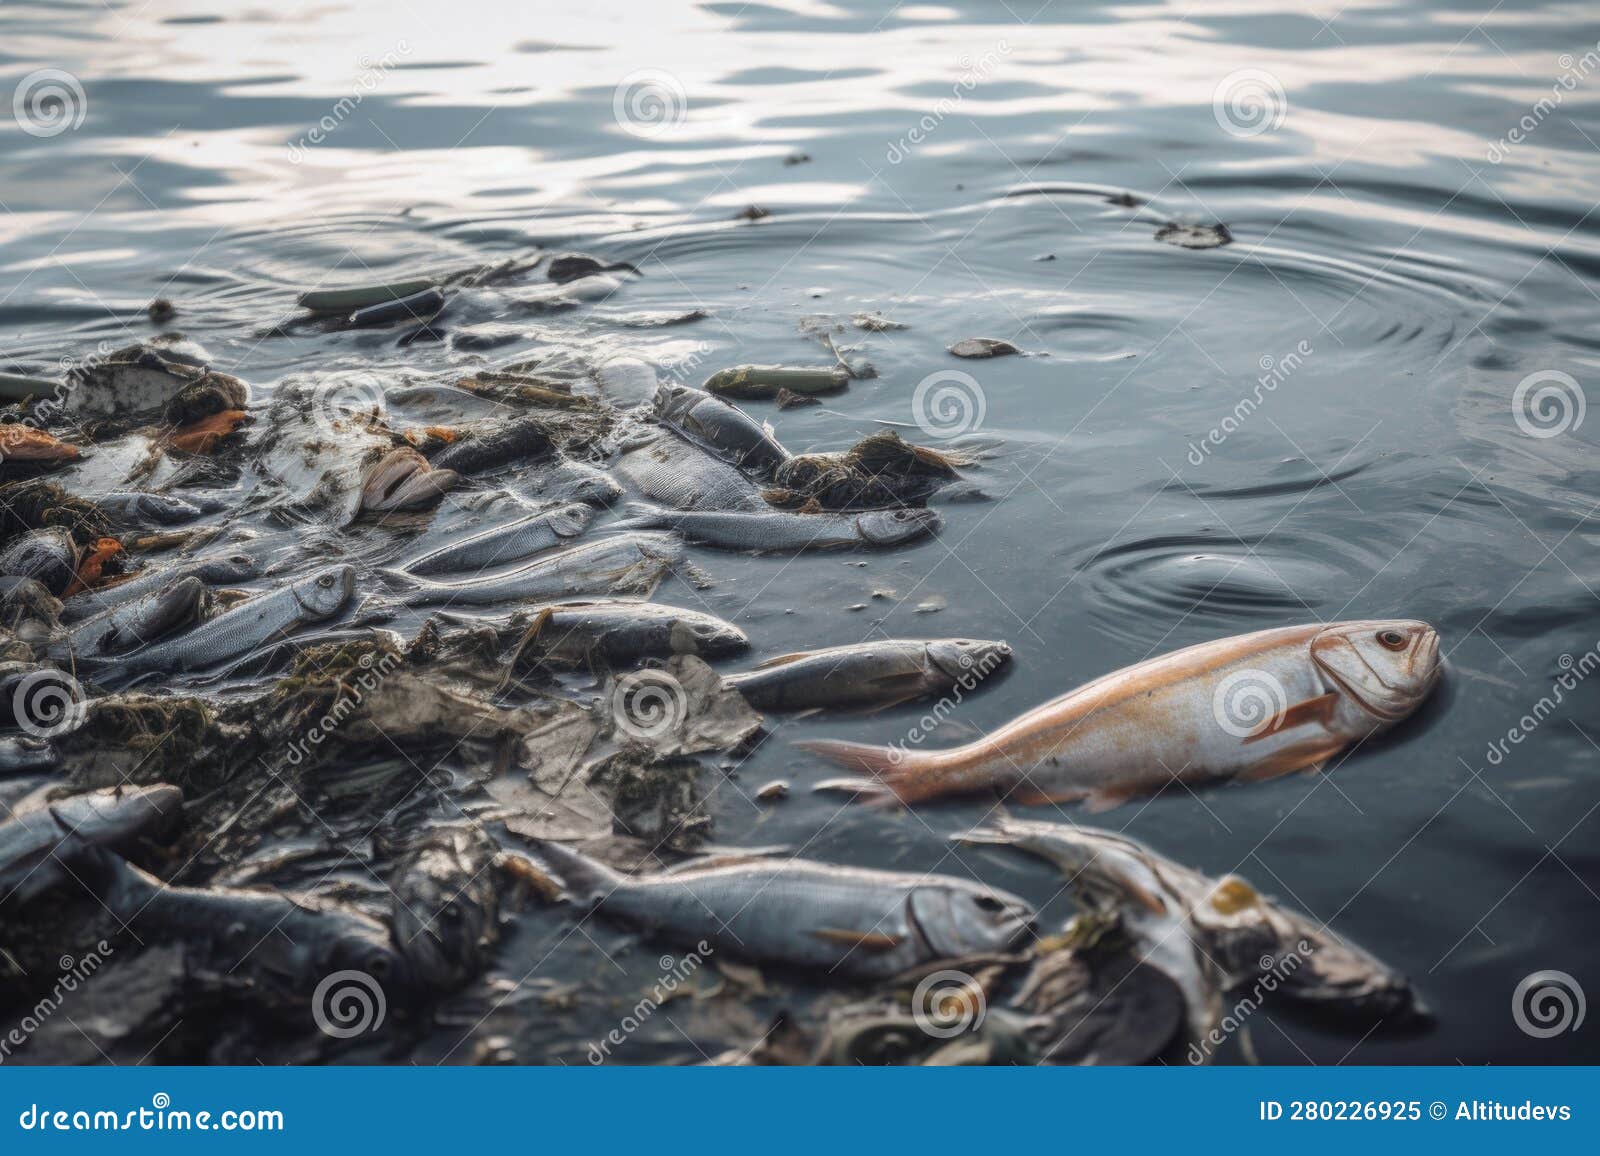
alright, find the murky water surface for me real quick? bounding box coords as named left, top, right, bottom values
left=2, top=0, right=1597, bottom=1063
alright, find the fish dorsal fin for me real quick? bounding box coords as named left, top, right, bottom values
left=1242, top=691, right=1340, bottom=744
left=750, top=650, right=817, bottom=670
left=810, top=927, right=905, bottom=951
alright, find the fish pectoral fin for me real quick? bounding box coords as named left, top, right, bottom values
left=1009, top=784, right=1091, bottom=807
left=1238, top=739, right=1347, bottom=783
left=749, top=650, right=817, bottom=670
left=1082, top=785, right=1143, bottom=813
left=810, top=927, right=905, bottom=952
left=1243, top=692, right=1341, bottom=744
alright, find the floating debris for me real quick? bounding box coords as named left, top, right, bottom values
left=703, top=365, right=850, bottom=400
left=297, top=278, right=438, bottom=314
left=1154, top=222, right=1232, bottom=250
left=546, top=252, right=640, bottom=284
left=733, top=205, right=771, bottom=221
left=147, top=298, right=177, bottom=323
left=852, top=312, right=905, bottom=332
left=949, top=337, right=1021, bottom=359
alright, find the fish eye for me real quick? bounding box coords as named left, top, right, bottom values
left=973, top=895, right=1006, bottom=912
left=1376, top=629, right=1407, bottom=650
left=317, top=574, right=335, bottom=588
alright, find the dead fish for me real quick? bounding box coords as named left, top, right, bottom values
left=402, top=502, right=593, bottom=575
left=104, top=564, right=356, bottom=678
left=57, top=551, right=260, bottom=624
left=0, top=425, right=81, bottom=462
left=546, top=252, right=640, bottom=284
left=388, top=826, right=502, bottom=990
left=167, top=408, right=247, bottom=454
left=0, top=735, right=58, bottom=776
left=62, top=342, right=243, bottom=420
left=513, top=598, right=748, bottom=663
left=524, top=457, right=622, bottom=506
left=95, top=491, right=225, bottom=526
left=949, top=338, right=1021, bottom=359
left=729, top=638, right=1010, bottom=713
left=95, top=854, right=411, bottom=999
left=653, top=383, right=789, bottom=474
left=618, top=503, right=940, bottom=553
left=1155, top=222, right=1232, bottom=250
left=428, top=413, right=554, bottom=475
left=798, top=621, right=1443, bottom=810
left=703, top=365, right=849, bottom=400
left=615, top=428, right=769, bottom=511
left=381, top=532, right=682, bottom=607
left=346, top=287, right=447, bottom=327
left=298, top=278, right=438, bottom=314
left=360, top=447, right=459, bottom=513
left=0, top=527, right=79, bottom=596
left=525, top=840, right=1035, bottom=979
left=52, top=575, right=211, bottom=660
left=0, top=784, right=181, bottom=906
left=958, top=818, right=1420, bottom=1025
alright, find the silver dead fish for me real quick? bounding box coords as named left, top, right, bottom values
left=382, top=533, right=683, bottom=607
left=402, top=502, right=593, bottom=575
left=728, top=638, right=1011, bottom=712
left=616, top=504, right=940, bottom=552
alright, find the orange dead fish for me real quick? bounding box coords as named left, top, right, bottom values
left=64, top=537, right=124, bottom=597
left=0, top=425, right=81, bottom=462
left=798, top=621, right=1443, bottom=811
left=168, top=409, right=247, bottom=455
left=403, top=425, right=460, bottom=447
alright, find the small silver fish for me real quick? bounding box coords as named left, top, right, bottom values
left=383, top=533, right=682, bottom=607
left=402, top=502, right=592, bottom=575
left=617, top=504, right=940, bottom=552
left=728, top=638, right=1011, bottom=712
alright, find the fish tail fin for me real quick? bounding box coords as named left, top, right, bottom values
left=373, top=567, right=428, bottom=606
left=522, top=839, right=621, bottom=904
left=793, top=739, right=950, bottom=804
left=610, top=501, right=670, bottom=530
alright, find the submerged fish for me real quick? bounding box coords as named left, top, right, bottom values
left=52, top=575, right=211, bottom=660
left=57, top=551, right=260, bottom=624
left=653, top=384, right=789, bottom=474
left=96, top=855, right=410, bottom=998
left=615, top=429, right=768, bottom=511
left=527, top=840, right=1035, bottom=978
left=388, top=826, right=502, bottom=990
left=95, top=491, right=225, bottom=526
left=383, top=533, right=682, bottom=607
left=617, top=504, right=940, bottom=552
left=403, top=502, right=592, bottom=575
left=728, top=638, right=1011, bottom=713
left=0, top=527, right=79, bottom=596
left=106, top=564, right=355, bottom=678
left=0, top=784, right=181, bottom=906
left=798, top=621, right=1443, bottom=810
left=958, top=818, right=1419, bottom=1024
left=524, top=457, right=622, bottom=506
left=0, top=735, right=58, bottom=776
left=513, top=598, right=749, bottom=663
left=428, top=413, right=554, bottom=475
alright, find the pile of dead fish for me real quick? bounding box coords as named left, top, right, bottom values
left=0, top=257, right=1433, bottom=1064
